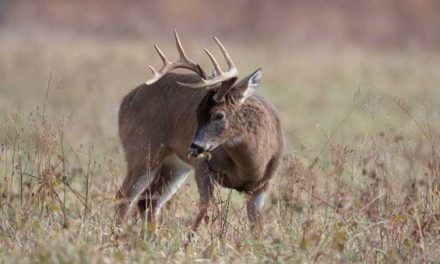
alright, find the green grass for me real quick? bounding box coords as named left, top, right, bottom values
left=1, top=35, right=440, bottom=263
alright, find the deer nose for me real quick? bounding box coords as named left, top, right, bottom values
left=188, top=143, right=205, bottom=158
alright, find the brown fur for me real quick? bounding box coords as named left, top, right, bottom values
left=116, top=71, right=285, bottom=232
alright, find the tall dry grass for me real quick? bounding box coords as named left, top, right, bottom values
left=1, top=34, right=440, bottom=262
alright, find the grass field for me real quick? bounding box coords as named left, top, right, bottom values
left=1, top=34, right=440, bottom=263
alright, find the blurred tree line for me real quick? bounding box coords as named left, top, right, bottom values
left=0, top=0, right=6, bottom=24
left=1, top=0, right=439, bottom=49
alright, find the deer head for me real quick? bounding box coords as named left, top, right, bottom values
left=188, top=69, right=262, bottom=158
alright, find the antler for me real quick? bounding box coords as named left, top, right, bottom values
left=146, top=30, right=206, bottom=85
left=146, top=31, right=239, bottom=102
left=177, top=37, right=239, bottom=90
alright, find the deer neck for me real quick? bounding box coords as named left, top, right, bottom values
left=223, top=106, right=269, bottom=174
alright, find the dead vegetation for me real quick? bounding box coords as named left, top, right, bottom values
left=1, top=35, right=440, bottom=262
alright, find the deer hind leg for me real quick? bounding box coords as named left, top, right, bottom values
left=136, top=165, right=162, bottom=224
left=115, top=151, right=168, bottom=225
left=137, top=154, right=191, bottom=227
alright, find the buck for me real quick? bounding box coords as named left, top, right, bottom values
left=116, top=31, right=285, bottom=232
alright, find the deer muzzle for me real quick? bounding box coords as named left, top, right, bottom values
left=188, top=143, right=205, bottom=158
left=188, top=143, right=210, bottom=159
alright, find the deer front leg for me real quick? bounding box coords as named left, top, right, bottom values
left=246, top=190, right=266, bottom=233
left=191, top=163, right=214, bottom=232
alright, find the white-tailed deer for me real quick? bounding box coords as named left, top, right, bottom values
left=116, top=31, right=285, bottom=233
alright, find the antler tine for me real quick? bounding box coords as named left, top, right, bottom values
left=145, top=65, right=161, bottom=85
left=154, top=45, right=169, bottom=66
left=203, top=48, right=223, bottom=75
left=147, top=65, right=158, bottom=75
left=174, top=29, right=189, bottom=61
left=214, top=37, right=236, bottom=70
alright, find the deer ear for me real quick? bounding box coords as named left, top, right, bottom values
left=231, top=68, right=262, bottom=104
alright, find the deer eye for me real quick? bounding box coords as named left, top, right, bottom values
left=213, top=112, right=225, bottom=121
